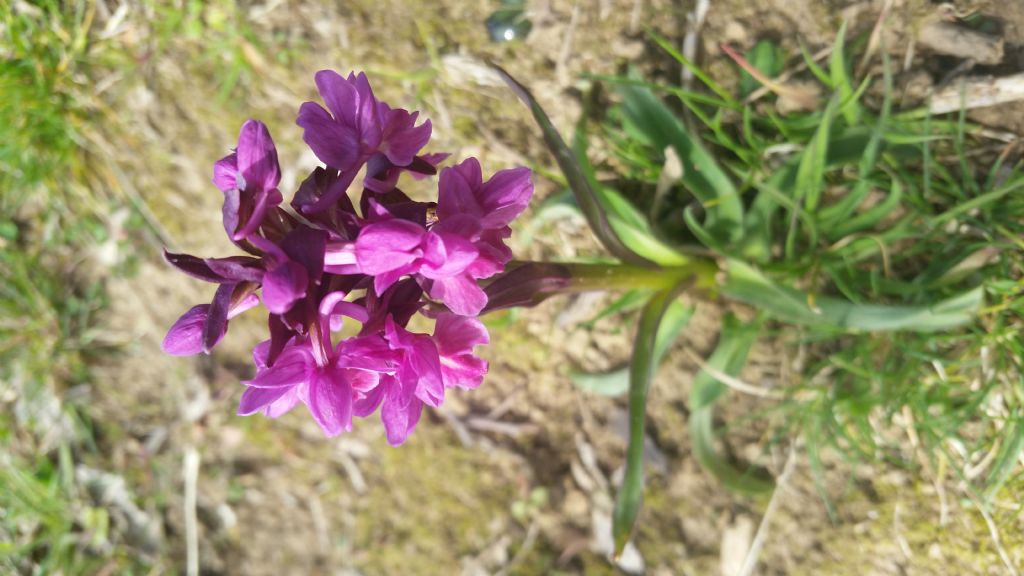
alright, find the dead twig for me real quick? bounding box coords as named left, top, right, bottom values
left=183, top=446, right=200, bottom=576
left=930, top=74, right=1024, bottom=115
left=685, top=349, right=784, bottom=399
left=737, top=442, right=798, bottom=576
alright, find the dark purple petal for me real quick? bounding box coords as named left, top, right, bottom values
left=164, top=250, right=228, bottom=283
left=409, top=152, right=449, bottom=180
left=203, top=255, right=265, bottom=283
left=262, top=260, right=308, bottom=315
left=297, top=101, right=361, bottom=170
left=267, top=314, right=293, bottom=367
left=481, top=262, right=573, bottom=313
left=236, top=119, right=281, bottom=193
left=203, top=282, right=235, bottom=353
left=213, top=153, right=238, bottom=192
left=233, top=186, right=281, bottom=241
left=297, top=161, right=359, bottom=214
left=281, top=227, right=328, bottom=279
left=238, top=386, right=292, bottom=416
left=379, top=108, right=431, bottom=167
left=162, top=305, right=214, bottom=356
left=350, top=72, right=382, bottom=149
left=314, top=70, right=359, bottom=127
left=308, top=368, right=353, bottom=437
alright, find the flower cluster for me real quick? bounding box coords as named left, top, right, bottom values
left=163, top=71, right=533, bottom=445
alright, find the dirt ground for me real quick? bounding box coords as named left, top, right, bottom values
left=75, top=0, right=1024, bottom=574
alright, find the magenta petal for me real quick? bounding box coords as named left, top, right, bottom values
left=381, top=391, right=422, bottom=446
left=244, top=345, right=312, bottom=388
left=319, top=292, right=370, bottom=324
left=355, top=219, right=425, bottom=275
left=262, top=260, right=308, bottom=315
left=429, top=274, right=488, bottom=316
left=354, top=384, right=385, bottom=417
left=478, top=166, right=533, bottom=229
left=324, top=242, right=360, bottom=274
left=440, top=355, right=488, bottom=389
left=236, top=119, right=281, bottom=193
left=162, top=305, right=212, bottom=356
left=308, top=369, right=353, bottom=437
left=238, top=385, right=292, bottom=416
left=213, top=153, right=239, bottom=192
left=228, top=293, right=261, bottom=319
left=434, top=314, right=489, bottom=355
left=437, top=158, right=483, bottom=221
left=420, top=231, right=479, bottom=279
left=297, top=101, right=360, bottom=170
left=263, top=387, right=302, bottom=418
left=221, top=188, right=241, bottom=240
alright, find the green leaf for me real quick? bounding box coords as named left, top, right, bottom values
left=985, top=416, right=1024, bottom=499
left=722, top=259, right=984, bottom=331
left=571, top=301, right=695, bottom=395
left=646, top=28, right=736, bottom=105
left=829, top=178, right=904, bottom=238
left=690, top=315, right=775, bottom=494
left=493, top=65, right=655, bottom=267
left=612, top=286, right=687, bottom=553
left=598, top=186, right=692, bottom=266
left=740, top=40, right=784, bottom=97
left=830, top=21, right=858, bottom=125
left=618, top=81, right=744, bottom=244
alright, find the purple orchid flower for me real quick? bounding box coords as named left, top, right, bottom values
left=212, top=119, right=284, bottom=241
left=295, top=71, right=432, bottom=212
left=354, top=215, right=489, bottom=316
left=165, top=71, right=534, bottom=445
left=237, top=292, right=397, bottom=436
left=162, top=286, right=260, bottom=356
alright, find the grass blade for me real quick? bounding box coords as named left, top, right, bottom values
left=618, top=82, right=744, bottom=244
left=690, top=315, right=775, bottom=494
left=493, top=65, right=656, bottom=267
left=722, top=259, right=984, bottom=331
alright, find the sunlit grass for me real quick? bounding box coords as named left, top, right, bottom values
left=575, top=27, right=1023, bottom=503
